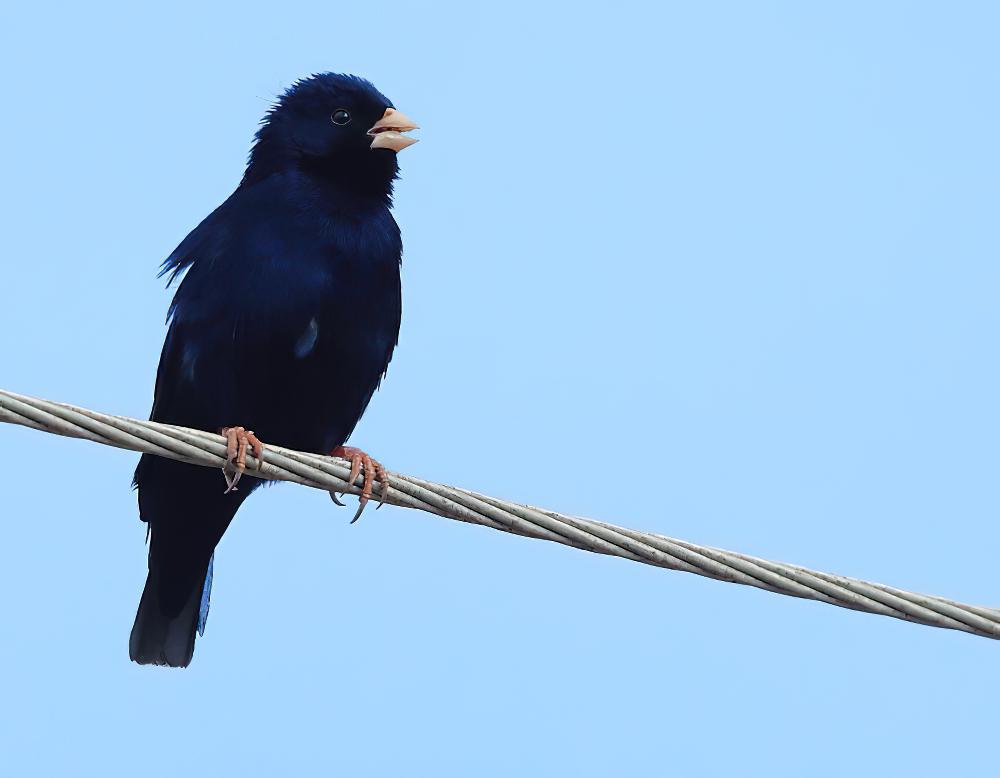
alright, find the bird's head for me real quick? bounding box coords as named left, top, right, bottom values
left=244, top=73, right=418, bottom=199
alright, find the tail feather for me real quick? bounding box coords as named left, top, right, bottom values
left=198, top=554, right=214, bottom=637
left=131, top=455, right=251, bottom=667
left=129, top=562, right=211, bottom=668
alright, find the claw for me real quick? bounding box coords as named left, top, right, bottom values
left=348, top=456, right=363, bottom=492
left=222, top=465, right=242, bottom=494
left=329, top=491, right=346, bottom=507
left=219, top=426, right=265, bottom=493
left=330, top=445, right=389, bottom=523
left=350, top=453, right=374, bottom=523
left=224, top=427, right=239, bottom=465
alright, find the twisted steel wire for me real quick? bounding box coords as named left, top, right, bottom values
left=1, top=387, right=997, bottom=640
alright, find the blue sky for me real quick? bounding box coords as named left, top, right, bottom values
left=1, top=1, right=998, bottom=775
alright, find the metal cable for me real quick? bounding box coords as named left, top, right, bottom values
left=1, top=387, right=997, bottom=640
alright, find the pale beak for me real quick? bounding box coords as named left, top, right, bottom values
left=367, top=107, right=419, bottom=152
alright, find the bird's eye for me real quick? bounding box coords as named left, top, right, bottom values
left=331, top=109, right=351, bottom=125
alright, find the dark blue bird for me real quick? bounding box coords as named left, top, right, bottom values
left=130, top=73, right=417, bottom=667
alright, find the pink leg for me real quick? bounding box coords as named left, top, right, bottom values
left=219, top=426, right=265, bottom=493
left=329, top=445, right=389, bottom=522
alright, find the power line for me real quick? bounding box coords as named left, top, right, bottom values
left=2, top=387, right=997, bottom=640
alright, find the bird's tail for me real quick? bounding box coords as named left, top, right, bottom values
left=129, top=556, right=213, bottom=668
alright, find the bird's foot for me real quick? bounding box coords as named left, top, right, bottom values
left=328, top=445, right=389, bottom=523
left=219, top=426, right=265, bottom=493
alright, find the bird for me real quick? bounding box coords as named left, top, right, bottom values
left=129, top=73, right=418, bottom=667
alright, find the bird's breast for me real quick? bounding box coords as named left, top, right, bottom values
left=246, top=210, right=401, bottom=451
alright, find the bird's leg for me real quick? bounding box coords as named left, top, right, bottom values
left=219, top=426, right=265, bottom=494
left=328, top=445, right=389, bottom=522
